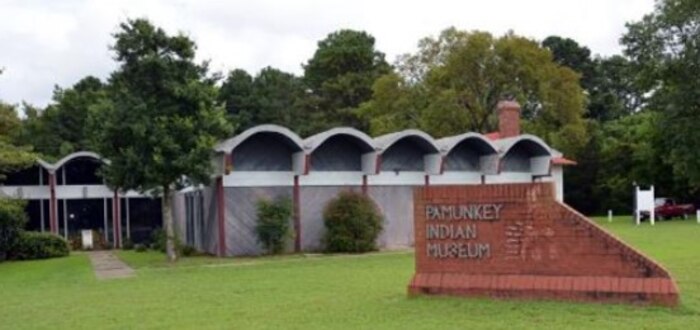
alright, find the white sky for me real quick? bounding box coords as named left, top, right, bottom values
left=0, top=0, right=655, bottom=108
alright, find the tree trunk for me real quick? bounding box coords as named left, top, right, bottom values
left=162, top=187, right=178, bottom=262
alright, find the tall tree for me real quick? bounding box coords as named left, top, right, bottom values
left=0, top=103, right=35, bottom=180
left=303, top=30, right=391, bottom=132
left=219, top=67, right=306, bottom=133
left=623, top=0, right=700, bottom=188
left=361, top=28, right=587, bottom=155
left=20, top=76, right=106, bottom=157
left=89, top=19, right=231, bottom=261
left=219, top=69, right=256, bottom=129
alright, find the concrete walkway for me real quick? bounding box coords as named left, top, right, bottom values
left=87, top=251, right=135, bottom=280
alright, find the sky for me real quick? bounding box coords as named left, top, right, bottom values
left=0, top=0, right=656, bottom=108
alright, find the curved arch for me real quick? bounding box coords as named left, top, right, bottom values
left=214, top=124, right=304, bottom=154
left=497, top=134, right=552, bottom=175
left=374, top=129, right=439, bottom=154
left=303, top=127, right=375, bottom=153
left=374, top=130, right=441, bottom=173
left=304, top=127, right=376, bottom=172
left=437, top=133, right=499, bottom=174
left=39, top=151, right=108, bottom=172
left=496, top=134, right=552, bottom=157
left=437, top=133, right=498, bottom=156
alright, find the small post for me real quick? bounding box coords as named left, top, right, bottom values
left=635, top=186, right=641, bottom=226
left=696, top=210, right=700, bottom=224
left=607, top=210, right=613, bottom=222
left=650, top=185, right=655, bottom=226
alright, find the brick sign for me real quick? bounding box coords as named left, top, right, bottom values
left=408, top=183, right=679, bottom=307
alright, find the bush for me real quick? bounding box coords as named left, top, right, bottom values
left=0, top=199, right=27, bottom=261
left=255, top=197, right=292, bottom=254
left=12, top=232, right=69, bottom=260
left=151, top=228, right=166, bottom=252
left=180, top=245, right=196, bottom=257
left=323, top=191, right=383, bottom=253
left=122, top=238, right=134, bottom=250
left=134, top=244, right=147, bottom=252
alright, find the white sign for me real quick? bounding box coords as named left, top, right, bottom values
left=81, top=230, right=94, bottom=250
left=635, top=185, right=655, bottom=226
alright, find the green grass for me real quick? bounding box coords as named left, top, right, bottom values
left=0, top=217, right=699, bottom=329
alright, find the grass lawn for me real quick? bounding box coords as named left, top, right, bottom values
left=1, top=216, right=699, bottom=329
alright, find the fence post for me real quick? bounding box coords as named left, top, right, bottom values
left=608, top=210, right=613, bottom=222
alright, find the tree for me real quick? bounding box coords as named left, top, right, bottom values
left=219, top=69, right=256, bottom=129
left=0, top=103, right=35, bottom=180
left=89, top=19, right=231, bottom=261
left=303, top=30, right=391, bottom=132
left=0, top=71, right=35, bottom=180
left=20, top=77, right=106, bottom=158
left=543, top=36, right=643, bottom=122
left=623, top=0, right=700, bottom=188
left=219, top=67, right=308, bottom=134
left=361, top=28, right=587, bottom=155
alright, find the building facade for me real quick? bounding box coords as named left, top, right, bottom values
left=173, top=101, right=575, bottom=257
left=0, top=152, right=161, bottom=247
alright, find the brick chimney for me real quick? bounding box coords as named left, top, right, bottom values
left=497, top=100, right=521, bottom=138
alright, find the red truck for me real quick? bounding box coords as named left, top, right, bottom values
left=641, top=198, right=695, bottom=220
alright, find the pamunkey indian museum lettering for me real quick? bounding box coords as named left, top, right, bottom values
left=424, top=204, right=502, bottom=259
left=408, top=183, right=680, bottom=307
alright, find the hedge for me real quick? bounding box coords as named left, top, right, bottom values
left=11, top=232, right=70, bottom=260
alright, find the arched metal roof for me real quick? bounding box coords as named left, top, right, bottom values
left=374, top=129, right=440, bottom=154
left=214, top=124, right=305, bottom=154
left=436, top=132, right=498, bottom=156
left=495, top=134, right=553, bottom=157
left=38, top=151, right=108, bottom=172
left=303, top=127, right=375, bottom=153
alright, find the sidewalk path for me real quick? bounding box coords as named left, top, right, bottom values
left=87, top=251, right=135, bottom=280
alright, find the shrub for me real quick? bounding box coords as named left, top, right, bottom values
left=323, top=191, right=383, bottom=253
left=151, top=228, right=166, bottom=252
left=134, top=243, right=147, bottom=252
left=0, top=199, right=27, bottom=261
left=180, top=245, right=196, bottom=257
left=12, top=232, right=69, bottom=260
left=122, top=238, right=134, bottom=250
left=255, top=197, right=292, bottom=254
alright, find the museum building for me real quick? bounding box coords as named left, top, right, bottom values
left=0, top=101, right=574, bottom=254
left=172, top=100, right=575, bottom=256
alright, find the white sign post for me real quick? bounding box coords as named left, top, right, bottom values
left=81, top=230, right=93, bottom=250
left=635, top=185, right=655, bottom=226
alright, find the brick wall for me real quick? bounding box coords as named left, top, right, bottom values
left=408, top=183, right=679, bottom=307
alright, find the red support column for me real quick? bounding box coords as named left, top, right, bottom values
left=48, top=172, right=57, bottom=235
left=293, top=175, right=301, bottom=252
left=112, top=191, right=121, bottom=248
left=216, top=176, right=226, bottom=257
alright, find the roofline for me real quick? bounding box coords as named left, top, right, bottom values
left=39, top=151, right=108, bottom=172
left=436, top=132, right=499, bottom=156
left=303, top=127, right=376, bottom=153
left=214, top=124, right=305, bottom=154
left=495, top=134, right=553, bottom=157
left=374, top=129, right=440, bottom=154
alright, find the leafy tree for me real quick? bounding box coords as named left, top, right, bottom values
left=542, top=36, right=595, bottom=88
left=623, top=0, right=700, bottom=188
left=361, top=28, right=587, bottom=155
left=20, top=77, right=106, bottom=157
left=303, top=30, right=391, bottom=132
left=219, top=67, right=307, bottom=133
left=89, top=19, right=231, bottom=261
left=219, top=69, right=256, bottom=129
left=0, top=101, right=35, bottom=181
